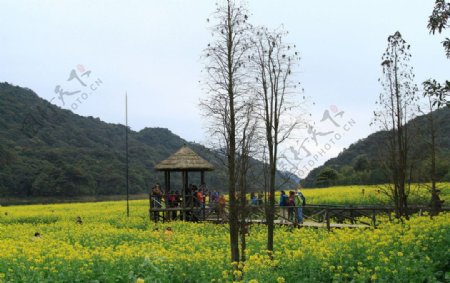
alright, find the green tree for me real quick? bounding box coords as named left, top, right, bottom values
left=424, top=0, right=450, bottom=107
left=353, top=155, right=369, bottom=172
left=316, top=167, right=338, bottom=187
left=429, top=0, right=450, bottom=58
left=0, top=144, right=14, bottom=167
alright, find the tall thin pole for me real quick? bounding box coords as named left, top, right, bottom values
left=126, top=92, right=130, bottom=217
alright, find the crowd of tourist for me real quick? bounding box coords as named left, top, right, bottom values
left=150, top=183, right=306, bottom=223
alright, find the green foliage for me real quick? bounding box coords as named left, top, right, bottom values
left=303, top=108, right=450, bottom=187
left=428, top=0, right=450, bottom=58
left=0, top=201, right=449, bottom=282
left=423, top=79, right=450, bottom=108
left=425, top=0, right=450, bottom=107
left=353, top=155, right=369, bottom=172
left=0, top=82, right=295, bottom=198
left=316, top=167, right=339, bottom=187
left=0, top=83, right=229, bottom=197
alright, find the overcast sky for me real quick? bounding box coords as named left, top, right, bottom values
left=1, top=1, right=449, bottom=177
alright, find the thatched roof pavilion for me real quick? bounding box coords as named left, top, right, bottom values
left=155, top=145, right=214, bottom=172
left=152, top=145, right=214, bottom=221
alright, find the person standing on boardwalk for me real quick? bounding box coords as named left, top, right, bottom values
left=150, top=183, right=163, bottom=221
left=250, top=192, right=258, bottom=206
left=168, top=191, right=177, bottom=220
left=257, top=192, right=264, bottom=205
left=279, top=191, right=289, bottom=223
left=218, top=194, right=227, bottom=222
left=288, top=191, right=296, bottom=221
left=295, top=189, right=306, bottom=224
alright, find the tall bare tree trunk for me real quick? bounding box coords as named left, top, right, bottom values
left=374, top=31, right=418, bottom=219
left=251, top=27, right=302, bottom=253
left=201, top=0, right=252, bottom=264
left=226, top=1, right=240, bottom=262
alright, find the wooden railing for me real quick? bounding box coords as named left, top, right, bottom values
left=149, top=197, right=449, bottom=230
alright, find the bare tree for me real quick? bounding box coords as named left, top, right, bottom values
left=200, top=0, right=252, bottom=263
left=417, top=96, right=444, bottom=216
left=236, top=102, right=258, bottom=262
left=251, top=26, right=302, bottom=253
left=420, top=98, right=440, bottom=191
left=373, top=31, right=419, bottom=219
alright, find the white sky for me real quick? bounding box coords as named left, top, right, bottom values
left=1, top=1, right=449, bottom=176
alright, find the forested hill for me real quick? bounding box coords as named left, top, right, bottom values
left=0, top=82, right=237, bottom=197
left=302, top=107, right=450, bottom=187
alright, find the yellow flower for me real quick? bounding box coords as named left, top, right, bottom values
left=233, top=270, right=242, bottom=278
left=277, top=277, right=285, bottom=283
left=136, top=278, right=144, bottom=283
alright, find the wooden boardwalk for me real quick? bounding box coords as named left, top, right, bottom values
left=150, top=203, right=450, bottom=230
left=246, top=219, right=369, bottom=229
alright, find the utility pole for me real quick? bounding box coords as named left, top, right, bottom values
left=126, top=92, right=130, bottom=217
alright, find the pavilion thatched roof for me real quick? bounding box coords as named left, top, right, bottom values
left=155, top=145, right=214, bottom=171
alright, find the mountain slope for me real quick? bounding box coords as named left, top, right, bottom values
left=0, top=82, right=297, bottom=197
left=302, top=107, right=450, bottom=187
left=0, top=83, right=263, bottom=196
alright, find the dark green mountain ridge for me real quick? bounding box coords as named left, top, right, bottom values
left=0, top=82, right=298, bottom=198
left=302, top=107, right=450, bottom=187
left=0, top=82, right=232, bottom=197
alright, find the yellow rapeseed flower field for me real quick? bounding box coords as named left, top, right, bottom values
left=297, top=183, right=450, bottom=205
left=0, top=185, right=448, bottom=282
